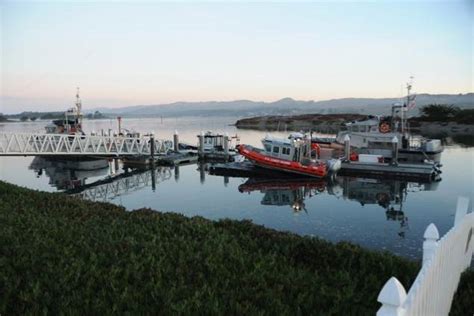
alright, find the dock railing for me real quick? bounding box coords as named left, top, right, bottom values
left=0, top=132, right=172, bottom=156
left=377, top=196, right=473, bottom=316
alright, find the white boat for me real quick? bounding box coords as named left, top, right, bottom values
left=44, top=88, right=85, bottom=135
left=314, top=81, right=443, bottom=164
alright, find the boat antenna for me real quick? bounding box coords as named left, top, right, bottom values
left=76, top=87, right=82, bottom=114
left=406, top=76, right=414, bottom=105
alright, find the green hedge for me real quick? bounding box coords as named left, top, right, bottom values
left=450, top=269, right=474, bottom=316
left=0, top=180, right=468, bottom=314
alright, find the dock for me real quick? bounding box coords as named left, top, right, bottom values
left=123, top=152, right=198, bottom=167
left=339, top=161, right=441, bottom=181
left=209, top=159, right=441, bottom=182
left=155, top=152, right=199, bottom=166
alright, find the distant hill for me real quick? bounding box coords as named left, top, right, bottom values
left=0, top=115, right=12, bottom=123
left=91, top=93, right=474, bottom=118
left=5, top=111, right=108, bottom=121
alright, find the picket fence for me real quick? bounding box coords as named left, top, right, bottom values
left=377, top=196, right=473, bottom=316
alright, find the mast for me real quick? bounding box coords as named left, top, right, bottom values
left=403, top=76, right=414, bottom=134
left=75, top=87, right=83, bottom=128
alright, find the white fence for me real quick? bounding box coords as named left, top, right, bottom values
left=377, top=197, right=473, bottom=316
left=0, top=132, right=172, bottom=156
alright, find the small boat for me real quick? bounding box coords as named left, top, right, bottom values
left=197, top=131, right=240, bottom=161
left=237, top=133, right=340, bottom=178
left=198, top=131, right=240, bottom=153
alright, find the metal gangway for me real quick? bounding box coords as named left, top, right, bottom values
left=68, top=167, right=173, bottom=202
left=0, top=132, right=172, bottom=157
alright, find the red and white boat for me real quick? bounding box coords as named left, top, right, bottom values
left=237, top=133, right=340, bottom=178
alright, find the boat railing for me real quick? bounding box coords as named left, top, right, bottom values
left=408, top=136, right=424, bottom=149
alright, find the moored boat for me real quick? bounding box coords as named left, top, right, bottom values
left=44, top=88, right=85, bottom=135
left=312, top=81, right=444, bottom=164
left=237, top=133, right=339, bottom=178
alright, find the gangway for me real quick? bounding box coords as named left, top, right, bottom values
left=0, top=132, right=172, bottom=157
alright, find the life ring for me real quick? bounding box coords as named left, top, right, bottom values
left=350, top=152, right=358, bottom=161
left=379, top=122, right=391, bottom=133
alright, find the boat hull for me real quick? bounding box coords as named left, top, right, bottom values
left=238, top=145, right=327, bottom=178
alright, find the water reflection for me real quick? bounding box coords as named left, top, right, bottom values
left=29, top=157, right=109, bottom=190
left=238, top=176, right=440, bottom=238
left=29, top=157, right=442, bottom=219
left=67, top=166, right=172, bottom=201
left=30, top=156, right=172, bottom=202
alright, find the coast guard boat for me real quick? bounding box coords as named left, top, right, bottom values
left=237, top=133, right=341, bottom=178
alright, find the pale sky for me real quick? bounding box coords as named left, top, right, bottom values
left=1, top=1, right=472, bottom=113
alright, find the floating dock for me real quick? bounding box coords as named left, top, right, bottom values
left=209, top=160, right=441, bottom=182
left=123, top=152, right=198, bottom=167
left=155, top=152, right=199, bottom=166
left=339, top=161, right=441, bottom=181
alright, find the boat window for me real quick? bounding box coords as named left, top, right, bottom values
left=272, top=146, right=280, bottom=154
left=264, top=144, right=272, bottom=152
left=282, top=147, right=290, bottom=155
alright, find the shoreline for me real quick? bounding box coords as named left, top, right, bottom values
left=234, top=114, right=474, bottom=142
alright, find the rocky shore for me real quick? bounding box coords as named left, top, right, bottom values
left=235, top=114, right=474, bottom=138
left=235, top=113, right=366, bottom=133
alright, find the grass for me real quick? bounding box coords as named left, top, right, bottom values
left=0, top=180, right=471, bottom=314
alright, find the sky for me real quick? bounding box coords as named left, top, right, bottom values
left=0, top=1, right=472, bottom=113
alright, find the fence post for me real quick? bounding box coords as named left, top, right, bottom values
left=454, top=196, right=469, bottom=227
left=423, top=223, right=439, bottom=266
left=376, top=277, right=407, bottom=316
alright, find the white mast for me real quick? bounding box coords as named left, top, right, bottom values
left=75, top=87, right=82, bottom=114
left=402, top=76, right=414, bottom=134
left=75, top=87, right=83, bottom=129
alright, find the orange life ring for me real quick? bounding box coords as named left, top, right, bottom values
left=379, top=122, right=391, bottom=133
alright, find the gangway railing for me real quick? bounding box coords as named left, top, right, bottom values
left=0, top=132, right=172, bottom=157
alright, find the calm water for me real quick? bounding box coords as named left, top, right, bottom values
left=1, top=117, right=473, bottom=259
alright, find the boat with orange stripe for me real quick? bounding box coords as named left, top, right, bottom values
left=237, top=133, right=341, bottom=179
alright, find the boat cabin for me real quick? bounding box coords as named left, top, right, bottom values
left=261, top=134, right=312, bottom=163
left=198, top=131, right=239, bottom=153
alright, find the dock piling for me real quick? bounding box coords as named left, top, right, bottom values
left=344, top=134, right=351, bottom=161
left=173, top=130, right=179, bottom=152
left=392, top=136, right=399, bottom=165
left=114, top=158, right=119, bottom=173
left=150, top=131, right=155, bottom=163
left=198, top=131, right=205, bottom=158
left=224, top=133, right=229, bottom=160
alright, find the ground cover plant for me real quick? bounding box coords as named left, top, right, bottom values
left=0, top=180, right=471, bottom=314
